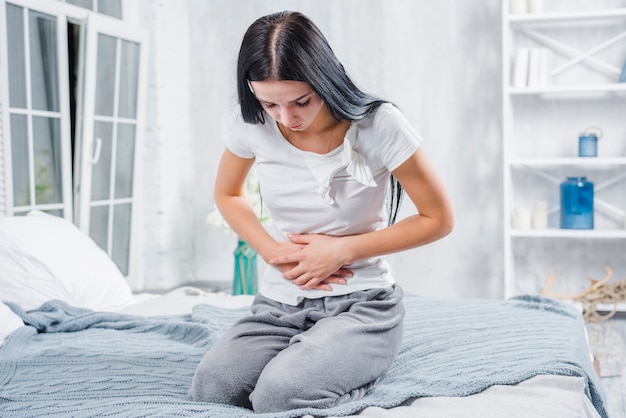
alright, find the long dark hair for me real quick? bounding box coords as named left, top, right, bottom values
left=236, top=10, right=403, bottom=225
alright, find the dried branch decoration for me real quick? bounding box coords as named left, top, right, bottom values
left=541, top=266, right=626, bottom=322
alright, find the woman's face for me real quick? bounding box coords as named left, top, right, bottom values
left=250, top=80, right=326, bottom=132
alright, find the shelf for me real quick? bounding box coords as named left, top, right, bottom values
left=569, top=301, right=626, bottom=314
left=508, top=8, right=626, bottom=25
left=510, top=229, right=626, bottom=238
left=508, top=84, right=626, bottom=95
left=509, top=157, right=626, bottom=167
left=502, top=2, right=626, bottom=300
left=596, top=302, right=626, bottom=313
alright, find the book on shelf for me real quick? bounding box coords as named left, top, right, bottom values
left=512, top=48, right=529, bottom=88
left=527, top=48, right=541, bottom=87
left=528, top=48, right=551, bottom=87
left=512, top=48, right=551, bottom=88
left=537, top=48, right=551, bottom=87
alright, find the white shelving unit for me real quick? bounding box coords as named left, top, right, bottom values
left=502, top=1, right=626, bottom=305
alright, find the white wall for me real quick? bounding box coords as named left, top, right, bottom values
left=131, top=1, right=195, bottom=289
left=132, top=0, right=505, bottom=298
left=0, top=86, right=5, bottom=217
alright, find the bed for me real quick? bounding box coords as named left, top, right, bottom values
left=0, top=211, right=609, bottom=418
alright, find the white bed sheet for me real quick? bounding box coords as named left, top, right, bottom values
left=120, top=287, right=601, bottom=418
left=119, top=286, right=255, bottom=316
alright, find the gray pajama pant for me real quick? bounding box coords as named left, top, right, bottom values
left=189, top=284, right=405, bottom=413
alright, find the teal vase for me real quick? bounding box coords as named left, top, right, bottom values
left=232, top=239, right=258, bottom=295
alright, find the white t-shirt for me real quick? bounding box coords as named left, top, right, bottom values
left=226, top=103, right=422, bottom=305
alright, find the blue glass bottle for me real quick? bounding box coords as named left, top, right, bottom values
left=560, top=177, right=594, bottom=229
left=232, top=239, right=258, bottom=295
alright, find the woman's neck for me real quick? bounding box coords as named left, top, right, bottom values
left=279, top=120, right=350, bottom=154
left=278, top=108, right=350, bottom=154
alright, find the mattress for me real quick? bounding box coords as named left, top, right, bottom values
left=117, top=287, right=605, bottom=418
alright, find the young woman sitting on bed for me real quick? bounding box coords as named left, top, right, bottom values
left=190, top=10, right=454, bottom=413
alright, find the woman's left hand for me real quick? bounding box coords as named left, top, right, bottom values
left=268, top=234, right=353, bottom=291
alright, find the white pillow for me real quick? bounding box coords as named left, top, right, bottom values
left=0, top=302, right=24, bottom=347
left=0, top=210, right=136, bottom=311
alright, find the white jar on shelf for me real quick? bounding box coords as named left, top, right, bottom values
left=532, top=201, right=548, bottom=229
left=528, top=0, right=543, bottom=13
left=510, top=0, right=527, bottom=14
left=512, top=206, right=531, bottom=229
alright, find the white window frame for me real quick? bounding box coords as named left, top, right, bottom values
left=0, top=0, right=145, bottom=287
left=75, top=12, right=147, bottom=287
left=0, top=0, right=74, bottom=219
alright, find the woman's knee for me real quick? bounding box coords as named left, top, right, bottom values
left=250, top=372, right=317, bottom=413
left=189, top=360, right=250, bottom=407
left=189, top=347, right=255, bottom=408
left=251, top=371, right=370, bottom=413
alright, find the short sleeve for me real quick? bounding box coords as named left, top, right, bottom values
left=224, top=113, right=256, bottom=159
left=374, top=104, right=422, bottom=172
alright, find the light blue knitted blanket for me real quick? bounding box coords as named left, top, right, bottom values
left=0, top=294, right=607, bottom=418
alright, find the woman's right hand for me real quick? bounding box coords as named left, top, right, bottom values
left=265, top=239, right=351, bottom=291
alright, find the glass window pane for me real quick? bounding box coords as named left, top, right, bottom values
left=91, top=121, right=113, bottom=201
left=112, top=202, right=131, bottom=275
left=45, top=209, right=63, bottom=217
left=6, top=4, right=27, bottom=109
left=29, top=10, right=60, bottom=112
left=115, top=123, right=135, bottom=198
left=95, top=34, right=117, bottom=117
left=97, top=0, right=122, bottom=19
left=89, top=204, right=109, bottom=252
left=10, top=114, right=30, bottom=206
left=40, top=209, right=63, bottom=217
left=66, top=0, right=94, bottom=10
left=32, top=116, right=63, bottom=204
left=118, top=40, right=139, bottom=118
